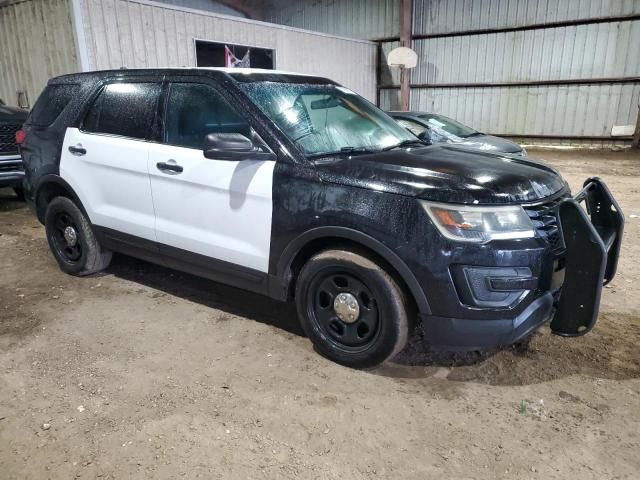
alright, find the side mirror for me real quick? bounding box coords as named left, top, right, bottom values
left=418, top=129, right=433, bottom=145
left=203, top=133, right=275, bottom=161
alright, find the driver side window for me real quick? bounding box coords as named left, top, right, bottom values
left=164, top=83, right=251, bottom=150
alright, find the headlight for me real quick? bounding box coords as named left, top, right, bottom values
left=520, top=148, right=528, bottom=157
left=421, top=201, right=535, bottom=243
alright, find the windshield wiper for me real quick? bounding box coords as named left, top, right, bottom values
left=308, top=147, right=377, bottom=159
left=339, top=146, right=377, bottom=155
left=379, top=139, right=427, bottom=151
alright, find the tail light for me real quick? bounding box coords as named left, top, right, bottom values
left=15, top=129, right=26, bottom=145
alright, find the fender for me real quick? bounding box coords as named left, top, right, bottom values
left=33, top=174, right=89, bottom=222
left=274, top=226, right=431, bottom=315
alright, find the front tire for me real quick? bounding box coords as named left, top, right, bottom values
left=295, top=250, right=409, bottom=368
left=44, top=196, right=112, bottom=276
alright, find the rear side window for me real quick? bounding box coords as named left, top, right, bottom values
left=28, top=84, right=79, bottom=126
left=83, top=83, right=161, bottom=140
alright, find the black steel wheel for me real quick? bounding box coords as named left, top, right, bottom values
left=308, top=270, right=380, bottom=352
left=49, top=211, right=83, bottom=263
left=296, top=249, right=409, bottom=368
left=44, top=196, right=112, bottom=276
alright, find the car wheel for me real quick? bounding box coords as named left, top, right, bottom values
left=44, top=196, right=112, bottom=276
left=13, top=186, right=25, bottom=201
left=295, top=249, right=409, bottom=368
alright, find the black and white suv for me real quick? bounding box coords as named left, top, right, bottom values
left=19, top=68, right=623, bottom=368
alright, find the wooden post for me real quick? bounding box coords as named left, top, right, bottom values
left=399, top=0, right=413, bottom=111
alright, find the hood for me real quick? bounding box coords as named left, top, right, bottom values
left=456, top=134, right=523, bottom=154
left=0, top=104, right=29, bottom=123
left=312, top=144, right=567, bottom=205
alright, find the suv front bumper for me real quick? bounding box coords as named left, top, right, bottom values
left=420, top=177, right=624, bottom=350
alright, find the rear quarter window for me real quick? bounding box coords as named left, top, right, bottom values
left=82, top=83, right=161, bottom=140
left=27, top=84, right=79, bottom=126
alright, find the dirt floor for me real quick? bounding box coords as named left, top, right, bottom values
left=1, top=149, right=639, bottom=479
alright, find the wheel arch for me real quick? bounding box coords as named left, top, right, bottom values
left=275, top=227, right=431, bottom=316
left=34, top=175, right=88, bottom=224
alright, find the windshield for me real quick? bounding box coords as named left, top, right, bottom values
left=419, top=114, right=478, bottom=138
left=237, top=81, right=417, bottom=157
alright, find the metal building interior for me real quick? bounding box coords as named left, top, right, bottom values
left=1, top=0, right=639, bottom=148
left=1, top=1, right=640, bottom=479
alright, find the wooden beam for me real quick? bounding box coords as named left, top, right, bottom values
left=399, top=0, right=413, bottom=111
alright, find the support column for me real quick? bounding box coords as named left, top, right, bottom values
left=399, top=0, right=413, bottom=111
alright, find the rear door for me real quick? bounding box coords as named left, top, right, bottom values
left=60, top=81, right=161, bottom=241
left=147, top=78, right=276, bottom=273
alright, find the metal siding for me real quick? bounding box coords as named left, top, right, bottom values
left=380, top=83, right=640, bottom=138
left=381, top=0, right=640, bottom=147
left=77, top=0, right=376, bottom=101
left=413, top=0, right=640, bottom=35
left=261, top=0, right=400, bottom=40
left=0, top=0, right=79, bottom=107
left=409, top=21, right=640, bottom=84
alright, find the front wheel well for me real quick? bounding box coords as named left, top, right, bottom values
left=285, top=237, right=419, bottom=318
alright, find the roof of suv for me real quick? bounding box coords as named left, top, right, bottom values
left=49, top=67, right=329, bottom=85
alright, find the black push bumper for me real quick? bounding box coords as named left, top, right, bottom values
left=420, top=177, right=623, bottom=350
left=550, top=177, right=624, bottom=336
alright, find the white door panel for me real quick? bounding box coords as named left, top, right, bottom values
left=60, top=127, right=156, bottom=241
left=148, top=143, right=275, bottom=272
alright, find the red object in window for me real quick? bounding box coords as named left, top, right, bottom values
left=15, top=129, right=26, bottom=144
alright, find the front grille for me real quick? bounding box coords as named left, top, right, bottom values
left=525, top=197, right=567, bottom=254
left=0, top=123, right=21, bottom=155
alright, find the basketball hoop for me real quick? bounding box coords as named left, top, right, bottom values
left=387, top=47, right=417, bottom=69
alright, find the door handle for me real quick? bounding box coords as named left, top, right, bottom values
left=156, top=161, right=183, bottom=174
left=68, top=145, right=86, bottom=156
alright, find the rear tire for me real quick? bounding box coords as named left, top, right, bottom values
left=44, top=196, right=112, bottom=276
left=295, top=249, right=409, bottom=369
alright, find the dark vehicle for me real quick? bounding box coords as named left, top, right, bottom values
left=389, top=110, right=527, bottom=156
left=0, top=98, right=29, bottom=198
left=19, top=68, right=623, bottom=368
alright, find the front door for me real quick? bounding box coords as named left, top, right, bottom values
left=147, top=81, right=275, bottom=273
left=60, top=82, right=161, bottom=241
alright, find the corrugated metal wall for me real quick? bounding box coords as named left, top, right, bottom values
left=412, top=0, right=640, bottom=34
left=381, top=83, right=640, bottom=136
left=261, top=0, right=400, bottom=40
left=379, top=0, right=640, bottom=145
left=0, top=0, right=79, bottom=108
left=76, top=0, right=377, bottom=101
left=263, top=0, right=640, bottom=147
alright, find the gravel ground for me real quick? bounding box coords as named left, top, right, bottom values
left=1, top=149, right=639, bottom=479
